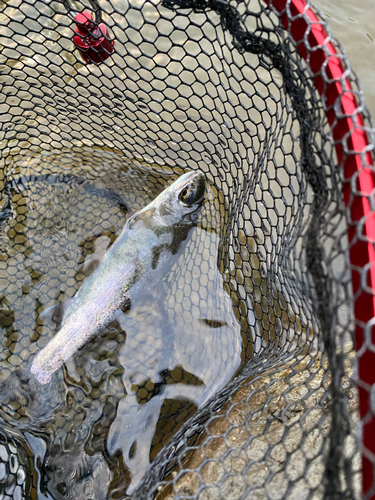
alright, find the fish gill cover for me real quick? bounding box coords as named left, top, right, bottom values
left=0, top=0, right=373, bottom=499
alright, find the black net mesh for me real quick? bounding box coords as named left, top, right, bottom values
left=0, top=0, right=374, bottom=499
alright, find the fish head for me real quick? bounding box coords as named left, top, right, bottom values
left=158, top=170, right=206, bottom=222
left=126, top=171, right=206, bottom=230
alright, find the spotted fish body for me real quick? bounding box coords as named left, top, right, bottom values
left=31, top=171, right=206, bottom=384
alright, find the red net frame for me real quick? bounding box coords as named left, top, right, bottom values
left=264, top=0, right=375, bottom=497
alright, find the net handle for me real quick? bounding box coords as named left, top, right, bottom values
left=264, top=0, right=375, bottom=497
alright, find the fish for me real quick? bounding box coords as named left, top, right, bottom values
left=31, top=171, right=206, bottom=385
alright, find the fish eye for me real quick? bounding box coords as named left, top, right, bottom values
left=178, top=176, right=205, bottom=206
left=179, top=187, right=191, bottom=203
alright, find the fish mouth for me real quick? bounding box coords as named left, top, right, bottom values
left=179, top=170, right=205, bottom=182
left=183, top=171, right=202, bottom=181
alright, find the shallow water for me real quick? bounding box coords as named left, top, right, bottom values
left=313, top=0, right=375, bottom=120
left=0, top=149, right=247, bottom=497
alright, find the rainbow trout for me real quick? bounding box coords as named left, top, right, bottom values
left=31, top=171, right=206, bottom=384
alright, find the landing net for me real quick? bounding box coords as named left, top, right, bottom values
left=0, top=0, right=374, bottom=499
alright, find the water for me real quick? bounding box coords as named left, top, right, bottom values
left=0, top=2, right=282, bottom=495
left=313, top=0, right=375, bottom=120
left=0, top=149, right=248, bottom=497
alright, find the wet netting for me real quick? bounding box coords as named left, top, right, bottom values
left=0, top=0, right=375, bottom=499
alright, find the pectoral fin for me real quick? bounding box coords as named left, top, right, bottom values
left=80, top=257, right=101, bottom=275
left=80, top=235, right=111, bottom=275
left=39, top=302, right=69, bottom=328
left=199, top=318, right=227, bottom=328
